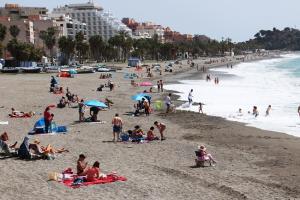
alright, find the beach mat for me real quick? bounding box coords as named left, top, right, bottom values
left=62, top=174, right=127, bottom=188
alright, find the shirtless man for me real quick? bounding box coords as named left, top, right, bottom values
left=77, top=154, right=88, bottom=176
left=154, top=121, right=166, bottom=141
left=112, top=113, right=123, bottom=142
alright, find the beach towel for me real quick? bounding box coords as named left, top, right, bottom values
left=9, top=114, right=31, bottom=118
left=61, top=173, right=127, bottom=188
left=0, top=121, right=8, bottom=125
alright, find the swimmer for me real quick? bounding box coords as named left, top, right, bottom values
left=266, top=105, right=271, bottom=116
left=253, top=106, right=259, bottom=118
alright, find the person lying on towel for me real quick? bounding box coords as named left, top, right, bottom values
left=9, top=108, right=34, bottom=118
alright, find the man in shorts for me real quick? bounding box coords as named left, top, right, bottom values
left=112, top=113, right=123, bottom=142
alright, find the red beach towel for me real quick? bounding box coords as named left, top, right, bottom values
left=62, top=174, right=127, bottom=188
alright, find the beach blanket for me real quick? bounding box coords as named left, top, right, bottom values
left=62, top=174, right=127, bottom=189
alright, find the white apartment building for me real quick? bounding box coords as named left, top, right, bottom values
left=52, top=2, right=132, bottom=40
left=49, top=13, right=87, bottom=39
left=134, top=22, right=165, bottom=43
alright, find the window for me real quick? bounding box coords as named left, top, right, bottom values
left=66, top=23, right=73, bottom=28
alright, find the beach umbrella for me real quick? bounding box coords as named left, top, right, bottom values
left=139, top=82, right=153, bottom=86
left=84, top=100, right=108, bottom=108
left=131, top=93, right=151, bottom=101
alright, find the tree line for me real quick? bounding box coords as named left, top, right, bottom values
left=2, top=23, right=299, bottom=65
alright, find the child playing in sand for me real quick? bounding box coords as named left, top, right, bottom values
left=146, top=127, right=159, bottom=141
left=199, top=103, right=205, bottom=114
left=154, top=121, right=166, bottom=141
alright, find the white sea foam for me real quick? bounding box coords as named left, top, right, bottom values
left=165, top=54, right=300, bottom=137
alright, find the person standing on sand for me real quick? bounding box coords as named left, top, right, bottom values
left=157, top=81, right=161, bottom=93
left=160, top=80, right=164, bottom=92
left=199, top=102, right=205, bottom=114
left=44, top=107, right=53, bottom=133
left=78, top=99, right=85, bottom=122
left=154, top=121, right=166, bottom=140
left=112, top=113, right=123, bottom=142
left=165, top=93, right=172, bottom=113
left=188, top=89, right=193, bottom=105
left=298, top=106, right=300, bottom=117
left=266, top=105, right=271, bottom=116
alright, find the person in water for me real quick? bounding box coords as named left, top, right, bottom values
left=266, top=105, right=271, bottom=116
left=253, top=106, right=259, bottom=117
left=188, top=89, right=193, bottom=105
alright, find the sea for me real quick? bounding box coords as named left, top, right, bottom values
left=165, top=53, right=300, bottom=137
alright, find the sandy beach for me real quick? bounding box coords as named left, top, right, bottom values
left=0, top=54, right=299, bottom=200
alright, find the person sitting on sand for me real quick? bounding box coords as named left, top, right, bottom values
left=53, top=86, right=64, bottom=94
left=195, top=145, right=217, bottom=167
left=146, top=127, right=159, bottom=141
left=154, top=121, right=166, bottom=140
left=266, top=105, right=271, bottom=116
left=0, top=132, right=18, bottom=155
left=90, top=106, right=100, bottom=122
left=29, top=139, right=68, bottom=159
left=77, top=154, right=88, bottom=176
left=131, top=125, right=144, bottom=142
left=57, top=97, right=67, bottom=108
left=86, top=161, right=100, bottom=182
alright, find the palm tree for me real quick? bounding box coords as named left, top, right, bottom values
left=58, top=36, right=75, bottom=65
left=75, top=32, right=89, bottom=63
left=0, top=24, right=6, bottom=41
left=0, top=24, right=7, bottom=57
left=89, top=35, right=105, bottom=62
left=39, top=27, right=57, bottom=60
left=9, top=25, right=20, bottom=38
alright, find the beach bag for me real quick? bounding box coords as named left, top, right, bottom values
left=154, top=100, right=163, bottom=111
left=121, top=134, right=129, bottom=142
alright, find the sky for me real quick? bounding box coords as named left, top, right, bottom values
left=5, top=0, right=300, bottom=42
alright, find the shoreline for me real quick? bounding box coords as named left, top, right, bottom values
left=162, top=53, right=299, bottom=138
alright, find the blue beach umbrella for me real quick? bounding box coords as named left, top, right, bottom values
left=84, top=100, right=108, bottom=108
left=131, top=93, right=152, bottom=101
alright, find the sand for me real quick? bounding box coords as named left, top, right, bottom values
left=0, top=54, right=299, bottom=200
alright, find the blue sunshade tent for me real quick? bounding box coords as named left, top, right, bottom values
left=131, top=93, right=152, bottom=101
left=84, top=100, right=108, bottom=108
left=29, top=118, right=67, bottom=135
